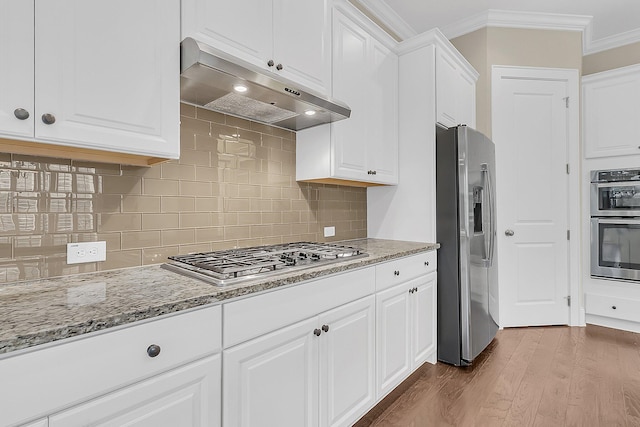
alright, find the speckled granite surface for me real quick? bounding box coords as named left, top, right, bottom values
left=0, top=238, right=438, bottom=356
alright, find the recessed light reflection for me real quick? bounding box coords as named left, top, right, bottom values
left=233, top=84, right=248, bottom=93
left=304, top=110, right=316, bottom=116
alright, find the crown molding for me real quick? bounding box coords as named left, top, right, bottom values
left=583, top=26, right=640, bottom=55
left=441, top=9, right=592, bottom=40
left=352, top=3, right=640, bottom=56
left=355, top=0, right=417, bottom=40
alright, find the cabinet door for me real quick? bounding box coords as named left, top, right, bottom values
left=181, top=0, right=272, bottom=68
left=0, top=0, right=34, bottom=139
left=319, top=296, right=375, bottom=427
left=367, top=40, right=398, bottom=184
left=49, top=355, right=221, bottom=427
left=583, top=65, right=640, bottom=158
left=436, top=49, right=458, bottom=128
left=273, top=0, right=330, bottom=94
left=223, top=317, right=319, bottom=427
left=411, top=273, right=437, bottom=367
left=331, top=10, right=369, bottom=181
left=458, top=70, right=476, bottom=128
left=375, top=283, right=411, bottom=399
left=34, top=0, right=180, bottom=159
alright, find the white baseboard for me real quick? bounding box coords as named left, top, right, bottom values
left=586, top=314, right=640, bottom=334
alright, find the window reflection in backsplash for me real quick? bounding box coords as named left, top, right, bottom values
left=0, top=104, right=367, bottom=284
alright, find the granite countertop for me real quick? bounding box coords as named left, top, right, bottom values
left=0, top=238, right=438, bottom=356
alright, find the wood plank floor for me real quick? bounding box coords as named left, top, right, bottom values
left=355, top=325, right=640, bottom=427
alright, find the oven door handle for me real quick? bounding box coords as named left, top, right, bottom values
left=593, top=217, right=640, bottom=225
left=595, top=181, right=640, bottom=189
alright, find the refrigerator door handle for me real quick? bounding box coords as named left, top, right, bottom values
left=482, top=163, right=496, bottom=266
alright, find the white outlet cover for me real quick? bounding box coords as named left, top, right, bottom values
left=324, top=226, right=336, bottom=237
left=67, top=241, right=107, bottom=264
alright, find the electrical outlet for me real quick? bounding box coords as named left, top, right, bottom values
left=324, top=226, right=336, bottom=238
left=67, top=241, right=106, bottom=264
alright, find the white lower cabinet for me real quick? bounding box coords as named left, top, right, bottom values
left=223, top=317, right=318, bottom=427
left=5, top=253, right=438, bottom=427
left=223, top=296, right=375, bottom=427
left=319, top=297, right=376, bottom=427
left=2, top=305, right=222, bottom=427
left=49, top=355, right=221, bottom=427
left=376, top=273, right=436, bottom=399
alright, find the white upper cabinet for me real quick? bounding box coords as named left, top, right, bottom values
left=182, top=0, right=331, bottom=95
left=582, top=64, right=640, bottom=159
left=436, top=45, right=476, bottom=129
left=331, top=11, right=370, bottom=181
left=34, top=0, right=180, bottom=160
left=296, top=1, right=398, bottom=187
left=0, top=0, right=180, bottom=165
left=367, top=41, right=399, bottom=183
left=0, top=0, right=34, bottom=140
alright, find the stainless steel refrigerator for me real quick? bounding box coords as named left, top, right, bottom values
left=436, top=125, right=499, bottom=366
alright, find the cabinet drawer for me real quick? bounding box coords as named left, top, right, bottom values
left=0, top=305, right=221, bottom=426
left=49, top=355, right=220, bottom=427
left=223, top=267, right=375, bottom=348
left=376, top=252, right=436, bottom=291
left=586, top=293, right=640, bottom=323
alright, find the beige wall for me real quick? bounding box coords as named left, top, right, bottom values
left=0, top=104, right=367, bottom=283
left=452, top=27, right=583, bottom=137
left=583, top=41, right=640, bottom=75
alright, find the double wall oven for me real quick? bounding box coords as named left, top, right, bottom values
left=591, top=168, right=640, bottom=281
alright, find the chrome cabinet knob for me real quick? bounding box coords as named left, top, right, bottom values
left=505, top=229, right=515, bottom=237
left=267, top=59, right=275, bottom=67
left=424, top=261, right=429, bottom=266
left=14, top=108, right=29, bottom=120
left=313, top=328, right=322, bottom=336
left=147, top=344, right=161, bottom=358
left=276, top=63, right=283, bottom=71
left=41, top=113, right=56, bottom=125
left=321, top=324, right=329, bottom=333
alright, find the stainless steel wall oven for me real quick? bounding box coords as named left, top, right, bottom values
left=591, top=168, right=640, bottom=281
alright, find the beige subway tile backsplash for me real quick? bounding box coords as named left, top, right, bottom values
left=0, top=105, right=367, bottom=283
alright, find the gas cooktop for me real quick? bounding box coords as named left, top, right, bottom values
left=162, top=242, right=367, bottom=286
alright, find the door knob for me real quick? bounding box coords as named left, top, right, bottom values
left=505, top=229, right=514, bottom=237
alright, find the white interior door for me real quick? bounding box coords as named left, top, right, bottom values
left=492, top=67, right=573, bottom=327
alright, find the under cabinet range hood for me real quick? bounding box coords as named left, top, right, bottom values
left=180, top=38, right=351, bottom=131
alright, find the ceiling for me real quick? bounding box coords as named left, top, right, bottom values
left=358, top=0, right=640, bottom=54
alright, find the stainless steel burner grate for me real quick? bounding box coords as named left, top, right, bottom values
left=163, top=242, right=366, bottom=286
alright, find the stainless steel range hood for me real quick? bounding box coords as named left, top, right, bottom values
left=180, top=38, right=351, bottom=131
